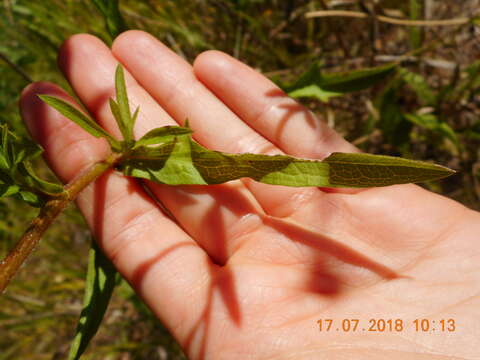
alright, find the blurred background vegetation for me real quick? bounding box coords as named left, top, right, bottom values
left=1, top=0, right=479, bottom=359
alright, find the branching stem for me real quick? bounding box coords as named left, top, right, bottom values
left=0, top=152, right=122, bottom=294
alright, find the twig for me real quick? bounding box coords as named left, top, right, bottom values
left=165, top=33, right=186, bottom=59
left=0, top=153, right=122, bottom=294
left=305, top=10, right=470, bottom=27
left=374, top=55, right=457, bottom=70
left=0, top=311, right=77, bottom=327
left=359, top=0, right=380, bottom=63
left=0, top=52, right=33, bottom=83
left=317, top=0, right=351, bottom=58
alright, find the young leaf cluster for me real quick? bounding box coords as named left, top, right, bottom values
left=374, top=67, right=461, bottom=153
left=0, top=125, right=63, bottom=206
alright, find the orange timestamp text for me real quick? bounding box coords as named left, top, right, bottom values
left=316, top=318, right=456, bottom=332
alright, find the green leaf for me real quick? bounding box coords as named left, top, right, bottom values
left=1, top=125, right=9, bottom=168
left=0, top=152, right=9, bottom=172
left=131, top=106, right=140, bottom=126
left=122, top=137, right=207, bottom=185
left=38, top=95, right=121, bottom=152
left=323, top=152, right=455, bottom=187
left=288, top=86, right=342, bottom=102
left=67, top=240, right=117, bottom=360
left=12, top=137, right=42, bottom=165
left=319, top=63, right=397, bottom=93
left=19, top=162, right=64, bottom=195
left=90, top=0, right=127, bottom=41
left=0, top=124, right=63, bottom=202
left=286, top=62, right=396, bottom=102
left=375, top=78, right=412, bottom=148
left=119, top=132, right=454, bottom=188
left=114, top=65, right=134, bottom=144
left=108, top=98, right=121, bottom=128
left=17, top=190, right=43, bottom=207
left=0, top=184, right=20, bottom=197
left=399, top=68, right=436, bottom=105
left=133, top=126, right=193, bottom=148
left=404, top=113, right=461, bottom=151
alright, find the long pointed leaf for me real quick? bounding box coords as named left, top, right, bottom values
left=67, top=240, right=117, bottom=360
left=114, top=65, right=133, bottom=143
left=286, top=63, right=397, bottom=101
left=120, top=134, right=454, bottom=188
left=323, top=152, right=455, bottom=187
left=39, top=95, right=121, bottom=151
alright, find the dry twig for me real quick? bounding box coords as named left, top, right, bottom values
left=305, top=10, right=470, bottom=27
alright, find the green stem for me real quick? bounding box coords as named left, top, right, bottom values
left=0, top=51, right=34, bottom=83
left=0, top=153, right=122, bottom=294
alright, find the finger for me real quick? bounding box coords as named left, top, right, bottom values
left=193, top=50, right=359, bottom=158
left=58, top=34, right=265, bottom=264
left=111, top=30, right=327, bottom=218
left=20, top=82, right=214, bottom=337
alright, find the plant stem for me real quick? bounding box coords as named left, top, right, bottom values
left=0, top=152, right=122, bottom=294
left=305, top=10, right=470, bottom=27
left=0, top=52, right=34, bottom=83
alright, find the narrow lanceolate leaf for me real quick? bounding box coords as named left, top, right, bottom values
left=317, top=63, right=397, bottom=93
left=114, top=65, right=134, bottom=144
left=1, top=125, right=9, bottom=165
left=323, top=152, right=455, bottom=187
left=399, top=68, right=436, bottom=105
left=39, top=95, right=120, bottom=151
left=404, top=113, right=460, bottom=151
left=67, top=241, right=117, bottom=360
left=119, top=132, right=454, bottom=188
left=286, top=63, right=397, bottom=102
left=131, top=106, right=140, bottom=126
left=0, top=151, right=9, bottom=171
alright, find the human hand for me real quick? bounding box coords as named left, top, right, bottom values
left=20, top=31, right=480, bottom=360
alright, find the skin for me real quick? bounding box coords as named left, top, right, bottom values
left=19, top=31, right=480, bottom=360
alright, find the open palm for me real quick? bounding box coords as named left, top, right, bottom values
left=20, top=31, right=480, bottom=360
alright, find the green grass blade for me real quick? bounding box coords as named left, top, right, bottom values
left=90, top=0, right=127, bottom=40
left=67, top=240, right=117, bottom=360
